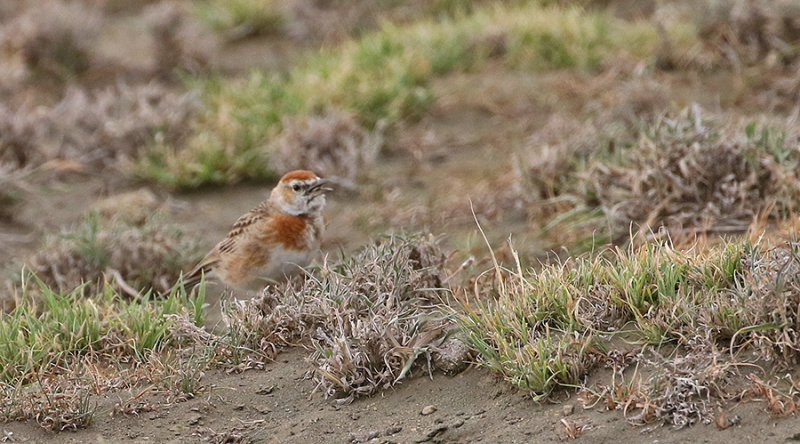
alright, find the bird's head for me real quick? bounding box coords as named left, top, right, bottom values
left=270, top=170, right=332, bottom=216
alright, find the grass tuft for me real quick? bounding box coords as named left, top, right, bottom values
left=0, top=0, right=102, bottom=80
left=519, top=106, right=800, bottom=244
left=196, top=0, right=284, bottom=39
left=271, top=108, right=383, bottom=183
left=588, top=107, right=800, bottom=237
left=0, top=276, right=208, bottom=430
left=0, top=276, right=205, bottom=384
left=225, top=233, right=459, bottom=402
left=460, top=235, right=800, bottom=425
left=143, top=1, right=217, bottom=78
left=23, top=212, right=201, bottom=296
left=145, top=1, right=677, bottom=188
left=2, top=82, right=200, bottom=175
left=696, top=0, right=800, bottom=68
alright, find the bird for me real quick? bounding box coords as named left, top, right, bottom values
left=182, top=170, right=331, bottom=291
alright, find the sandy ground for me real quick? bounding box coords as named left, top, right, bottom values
left=2, top=347, right=796, bottom=444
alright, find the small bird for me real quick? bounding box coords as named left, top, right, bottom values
left=183, top=170, right=331, bottom=291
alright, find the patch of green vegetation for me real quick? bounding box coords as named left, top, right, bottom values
left=136, top=136, right=278, bottom=189
left=144, top=1, right=689, bottom=188
left=195, top=0, right=284, bottom=37
left=458, top=238, right=761, bottom=397
left=461, top=234, right=800, bottom=425
left=0, top=276, right=205, bottom=384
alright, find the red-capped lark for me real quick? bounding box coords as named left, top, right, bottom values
left=183, top=170, right=331, bottom=292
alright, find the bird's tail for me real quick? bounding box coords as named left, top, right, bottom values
left=171, top=265, right=210, bottom=296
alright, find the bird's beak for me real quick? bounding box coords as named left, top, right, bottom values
left=308, top=178, right=333, bottom=194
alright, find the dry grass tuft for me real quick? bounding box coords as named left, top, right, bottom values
left=588, top=106, right=800, bottom=237
left=644, top=348, right=732, bottom=428
left=46, top=82, right=200, bottom=170
left=0, top=104, right=44, bottom=170
left=0, top=0, right=103, bottom=79
left=225, top=233, right=459, bottom=402
left=723, top=243, right=800, bottom=362
left=0, top=82, right=199, bottom=176
left=92, top=188, right=162, bottom=226
left=0, top=165, right=34, bottom=221
left=24, top=213, right=200, bottom=295
left=518, top=113, right=602, bottom=202
left=0, top=104, right=41, bottom=218
left=143, top=1, right=217, bottom=78
left=286, top=0, right=482, bottom=43
left=0, top=374, right=95, bottom=431
left=588, top=75, right=671, bottom=129
left=743, top=375, right=799, bottom=416
left=520, top=106, right=800, bottom=245
left=697, top=0, right=800, bottom=69
left=271, top=109, right=382, bottom=183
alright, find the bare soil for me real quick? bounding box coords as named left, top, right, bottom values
left=2, top=348, right=796, bottom=443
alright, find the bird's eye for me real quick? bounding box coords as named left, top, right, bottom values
left=292, top=183, right=301, bottom=192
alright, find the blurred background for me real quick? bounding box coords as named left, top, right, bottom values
left=1, top=0, right=799, bottom=302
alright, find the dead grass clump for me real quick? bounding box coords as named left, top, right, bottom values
left=25, top=213, right=200, bottom=295
left=0, top=104, right=45, bottom=170
left=518, top=114, right=602, bottom=201
left=743, top=375, right=799, bottom=416
left=0, top=82, right=199, bottom=181
left=520, top=69, right=668, bottom=202
left=271, top=109, right=382, bottom=183
left=45, top=82, right=200, bottom=170
left=225, top=233, right=456, bottom=402
left=588, top=75, right=671, bottom=129
left=587, top=106, right=800, bottom=237
left=513, top=114, right=622, bottom=248
left=644, top=348, right=733, bottom=428
left=717, top=243, right=800, bottom=362
left=697, top=0, right=800, bottom=68
left=0, top=378, right=95, bottom=431
left=308, top=234, right=450, bottom=401
left=142, top=1, right=217, bottom=78
left=0, top=0, right=103, bottom=79
left=0, top=105, right=40, bottom=218
left=753, top=65, right=800, bottom=113
left=0, top=166, right=31, bottom=221
left=457, top=173, right=525, bottom=223
left=92, top=188, right=162, bottom=226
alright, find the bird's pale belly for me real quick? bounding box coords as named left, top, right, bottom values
left=260, top=246, right=315, bottom=279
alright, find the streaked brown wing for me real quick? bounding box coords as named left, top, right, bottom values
left=183, top=251, right=220, bottom=286
left=216, top=203, right=271, bottom=254
left=182, top=203, right=271, bottom=287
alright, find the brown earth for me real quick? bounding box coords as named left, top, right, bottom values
left=2, top=347, right=797, bottom=443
